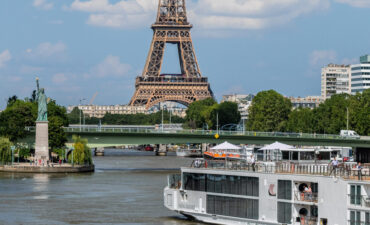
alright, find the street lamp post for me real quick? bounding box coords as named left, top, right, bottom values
left=11, top=146, right=15, bottom=166
left=71, top=147, right=75, bottom=167
left=79, top=98, right=86, bottom=131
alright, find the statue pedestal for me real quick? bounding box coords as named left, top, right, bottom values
left=35, top=121, right=49, bottom=161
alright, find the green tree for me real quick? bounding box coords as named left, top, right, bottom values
left=313, top=94, right=349, bottom=134
left=286, top=108, right=315, bottom=133
left=348, top=89, right=370, bottom=136
left=185, top=98, right=217, bottom=128
left=0, top=100, right=36, bottom=142
left=247, top=90, right=292, bottom=132
left=209, top=102, right=241, bottom=129
left=67, top=107, right=82, bottom=124
left=48, top=100, right=69, bottom=149
left=0, top=137, right=12, bottom=164
left=70, top=135, right=92, bottom=165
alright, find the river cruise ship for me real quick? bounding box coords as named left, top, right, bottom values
left=164, top=158, right=370, bottom=225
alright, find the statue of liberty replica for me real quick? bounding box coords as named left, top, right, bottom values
left=35, top=77, right=50, bottom=161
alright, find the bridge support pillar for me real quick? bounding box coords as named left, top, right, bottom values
left=201, top=143, right=209, bottom=153
left=156, top=144, right=167, bottom=156
left=94, top=147, right=104, bottom=156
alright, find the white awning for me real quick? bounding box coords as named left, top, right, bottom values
left=211, top=141, right=242, bottom=150
left=259, top=141, right=295, bottom=151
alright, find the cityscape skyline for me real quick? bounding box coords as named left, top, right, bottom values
left=1, top=0, right=370, bottom=109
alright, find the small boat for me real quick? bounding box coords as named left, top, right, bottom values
left=176, top=145, right=202, bottom=157
left=203, top=141, right=243, bottom=160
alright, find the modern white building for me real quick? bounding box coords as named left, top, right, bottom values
left=321, top=64, right=351, bottom=100
left=222, top=94, right=254, bottom=120
left=351, top=55, right=370, bottom=94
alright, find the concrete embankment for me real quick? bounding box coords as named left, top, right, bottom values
left=0, top=164, right=94, bottom=173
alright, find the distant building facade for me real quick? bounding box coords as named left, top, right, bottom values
left=288, top=96, right=322, bottom=109
left=351, top=55, right=370, bottom=94
left=321, top=64, right=351, bottom=100
left=67, top=104, right=186, bottom=119
left=222, top=94, right=254, bottom=120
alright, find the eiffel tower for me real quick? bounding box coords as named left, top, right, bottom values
left=129, top=0, right=213, bottom=109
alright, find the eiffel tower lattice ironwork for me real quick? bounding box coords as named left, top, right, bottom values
left=129, top=0, right=213, bottom=109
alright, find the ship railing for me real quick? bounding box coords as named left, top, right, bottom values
left=168, top=174, right=181, bottom=189
left=191, top=159, right=370, bottom=180
left=294, top=191, right=318, bottom=203
left=298, top=216, right=318, bottom=225
left=347, top=220, right=370, bottom=225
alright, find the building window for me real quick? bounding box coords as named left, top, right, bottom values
left=350, top=185, right=362, bottom=205
left=277, top=202, right=292, bottom=224
left=278, top=180, right=292, bottom=200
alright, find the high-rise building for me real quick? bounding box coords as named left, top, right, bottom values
left=351, top=55, right=370, bottom=94
left=321, top=64, right=351, bottom=100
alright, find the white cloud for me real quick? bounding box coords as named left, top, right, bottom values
left=334, top=0, right=370, bottom=8
left=52, top=73, right=68, bottom=84
left=26, top=42, right=66, bottom=59
left=70, top=0, right=156, bottom=28
left=90, top=55, right=131, bottom=78
left=310, top=50, right=337, bottom=66
left=0, top=50, right=12, bottom=68
left=69, top=0, right=329, bottom=30
left=33, top=0, right=54, bottom=10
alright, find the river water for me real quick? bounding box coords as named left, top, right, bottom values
left=0, top=149, right=203, bottom=225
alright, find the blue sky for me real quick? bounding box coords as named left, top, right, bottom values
left=0, top=0, right=370, bottom=109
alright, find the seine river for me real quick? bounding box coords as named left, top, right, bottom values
left=0, top=149, right=203, bottom=225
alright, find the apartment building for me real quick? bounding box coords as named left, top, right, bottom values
left=321, top=64, right=351, bottom=100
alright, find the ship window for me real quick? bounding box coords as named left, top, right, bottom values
left=350, top=210, right=361, bottom=225
left=206, top=195, right=258, bottom=219
left=205, top=175, right=258, bottom=197
left=183, top=173, right=205, bottom=191
left=278, top=180, right=292, bottom=200
left=278, top=202, right=292, bottom=224
left=350, top=185, right=362, bottom=205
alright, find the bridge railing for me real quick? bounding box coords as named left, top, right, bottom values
left=25, top=126, right=348, bottom=140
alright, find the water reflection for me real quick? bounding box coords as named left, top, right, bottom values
left=0, top=149, right=202, bottom=225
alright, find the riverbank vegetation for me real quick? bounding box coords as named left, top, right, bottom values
left=185, top=98, right=241, bottom=129
left=247, top=89, right=369, bottom=135
left=0, top=137, right=12, bottom=164
left=70, top=135, right=92, bottom=165
left=0, top=93, right=69, bottom=160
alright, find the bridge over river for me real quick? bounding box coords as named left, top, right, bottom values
left=22, top=126, right=370, bottom=148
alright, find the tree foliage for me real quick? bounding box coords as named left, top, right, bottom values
left=0, top=100, right=36, bottom=142
left=185, top=98, right=217, bottom=128
left=185, top=98, right=241, bottom=129
left=70, top=136, right=92, bottom=165
left=253, top=89, right=370, bottom=135
left=247, top=90, right=292, bottom=132
left=0, top=137, right=12, bottom=164
left=0, top=94, right=69, bottom=148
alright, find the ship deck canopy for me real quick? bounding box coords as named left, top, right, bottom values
left=211, top=141, right=241, bottom=150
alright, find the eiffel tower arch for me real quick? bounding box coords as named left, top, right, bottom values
left=130, top=0, right=213, bottom=109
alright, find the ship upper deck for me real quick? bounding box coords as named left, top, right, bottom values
left=184, top=159, right=370, bottom=182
